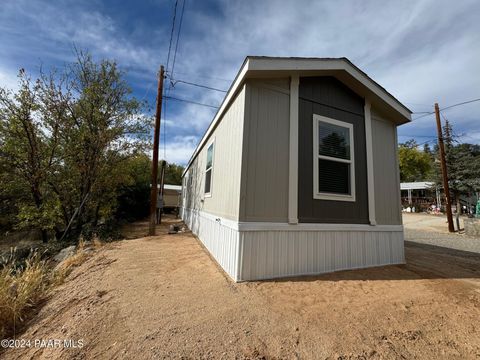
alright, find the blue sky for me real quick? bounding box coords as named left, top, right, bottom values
left=1, top=0, right=479, bottom=165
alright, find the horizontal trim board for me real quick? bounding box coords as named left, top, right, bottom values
left=182, top=207, right=405, bottom=282
left=182, top=208, right=403, bottom=232
left=238, top=222, right=403, bottom=232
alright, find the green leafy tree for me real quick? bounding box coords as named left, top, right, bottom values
left=163, top=162, right=185, bottom=185
left=434, top=119, right=480, bottom=194
left=0, top=52, right=151, bottom=242
left=432, top=120, right=480, bottom=226
left=0, top=70, right=63, bottom=242
left=45, top=51, right=150, bottom=238
left=116, top=153, right=152, bottom=221
left=398, top=139, right=433, bottom=182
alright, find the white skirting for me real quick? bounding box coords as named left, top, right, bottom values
left=182, top=208, right=405, bottom=282
left=182, top=208, right=241, bottom=281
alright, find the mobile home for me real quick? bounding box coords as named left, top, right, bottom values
left=181, top=57, right=411, bottom=281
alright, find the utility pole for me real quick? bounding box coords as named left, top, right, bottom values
left=149, top=65, right=165, bottom=236
left=157, top=160, right=166, bottom=225
left=434, top=103, right=455, bottom=233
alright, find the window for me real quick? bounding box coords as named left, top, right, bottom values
left=313, top=114, right=355, bottom=201
left=204, top=141, right=214, bottom=196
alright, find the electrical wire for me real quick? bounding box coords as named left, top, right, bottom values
left=165, top=0, right=178, bottom=74
left=169, top=78, right=227, bottom=93
left=161, top=0, right=180, bottom=161
left=412, top=98, right=480, bottom=121
left=412, top=111, right=435, bottom=121
left=170, top=71, right=233, bottom=83
left=163, top=95, right=167, bottom=158
left=164, top=95, right=219, bottom=109
left=398, top=134, right=437, bottom=138
left=170, top=0, right=186, bottom=81
left=441, top=98, right=480, bottom=112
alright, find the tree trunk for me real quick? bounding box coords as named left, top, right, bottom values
left=93, top=203, right=101, bottom=227
left=41, top=229, right=48, bottom=243
left=31, top=184, right=48, bottom=243
left=456, top=193, right=461, bottom=232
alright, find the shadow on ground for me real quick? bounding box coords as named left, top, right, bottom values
left=257, top=241, right=480, bottom=283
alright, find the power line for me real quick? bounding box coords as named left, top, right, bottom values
left=170, top=71, right=233, bottom=83
left=412, top=111, right=434, bottom=121
left=169, top=78, right=227, bottom=93
left=162, top=0, right=180, bottom=161
left=165, top=0, right=178, bottom=73
left=412, top=97, right=480, bottom=121
left=163, top=96, right=167, bottom=158
left=170, top=0, right=186, bottom=81
left=164, top=95, right=219, bottom=109
left=441, top=97, right=480, bottom=112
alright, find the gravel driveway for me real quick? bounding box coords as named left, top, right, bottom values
left=403, top=213, right=480, bottom=254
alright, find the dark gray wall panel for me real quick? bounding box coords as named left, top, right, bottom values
left=298, top=76, right=369, bottom=224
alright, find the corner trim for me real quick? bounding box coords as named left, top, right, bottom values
left=364, top=100, right=376, bottom=225
left=288, top=75, right=299, bottom=224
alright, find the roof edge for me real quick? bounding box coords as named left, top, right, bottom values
left=182, top=56, right=412, bottom=177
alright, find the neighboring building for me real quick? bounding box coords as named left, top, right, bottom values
left=400, top=181, right=478, bottom=214
left=162, top=184, right=182, bottom=212
left=181, top=57, right=411, bottom=282
left=400, top=181, right=440, bottom=211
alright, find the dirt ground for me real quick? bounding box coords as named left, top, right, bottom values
left=2, top=215, right=480, bottom=359
left=402, top=212, right=465, bottom=234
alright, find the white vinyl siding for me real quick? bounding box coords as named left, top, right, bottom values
left=182, top=85, right=245, bottom=221
left=313, top=114, right=355, bottom=202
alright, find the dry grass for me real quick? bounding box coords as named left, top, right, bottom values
left=53, top=237, right=103, bottom=285
left=0, top=238, right=102, bottom=339
left=0, top=251, right=49, bottom=338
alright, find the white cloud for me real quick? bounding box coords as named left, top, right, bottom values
left=154, top=135, right=198, bottom=166
left=0, top=66, right=19, bottom=91
left=1, top=0, right=480, bottom=164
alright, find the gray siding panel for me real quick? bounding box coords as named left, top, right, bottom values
left=240, top=80, right=290, bottom=222
left=372, top=114, right=402, bottom=225
left=298, top=76, right=369, bottom=224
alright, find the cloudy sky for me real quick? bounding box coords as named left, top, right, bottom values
left=1, top=0, right=479, bottom=164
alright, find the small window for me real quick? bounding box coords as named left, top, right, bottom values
left=204, top=141, right=214, bottom=196
left=313, top=114, right=355, bottom=201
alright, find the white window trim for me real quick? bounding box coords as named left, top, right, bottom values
left=204, top=139, right=215, bottom=197
left=313, top=114, right=356, bottom=202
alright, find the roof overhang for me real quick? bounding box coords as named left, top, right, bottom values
left=183, top=56, right=412, bottom=176
left=400, top=182, right=436, bottom=190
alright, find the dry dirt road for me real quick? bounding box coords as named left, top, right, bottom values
left=2, top=216, right=480, bottom=359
